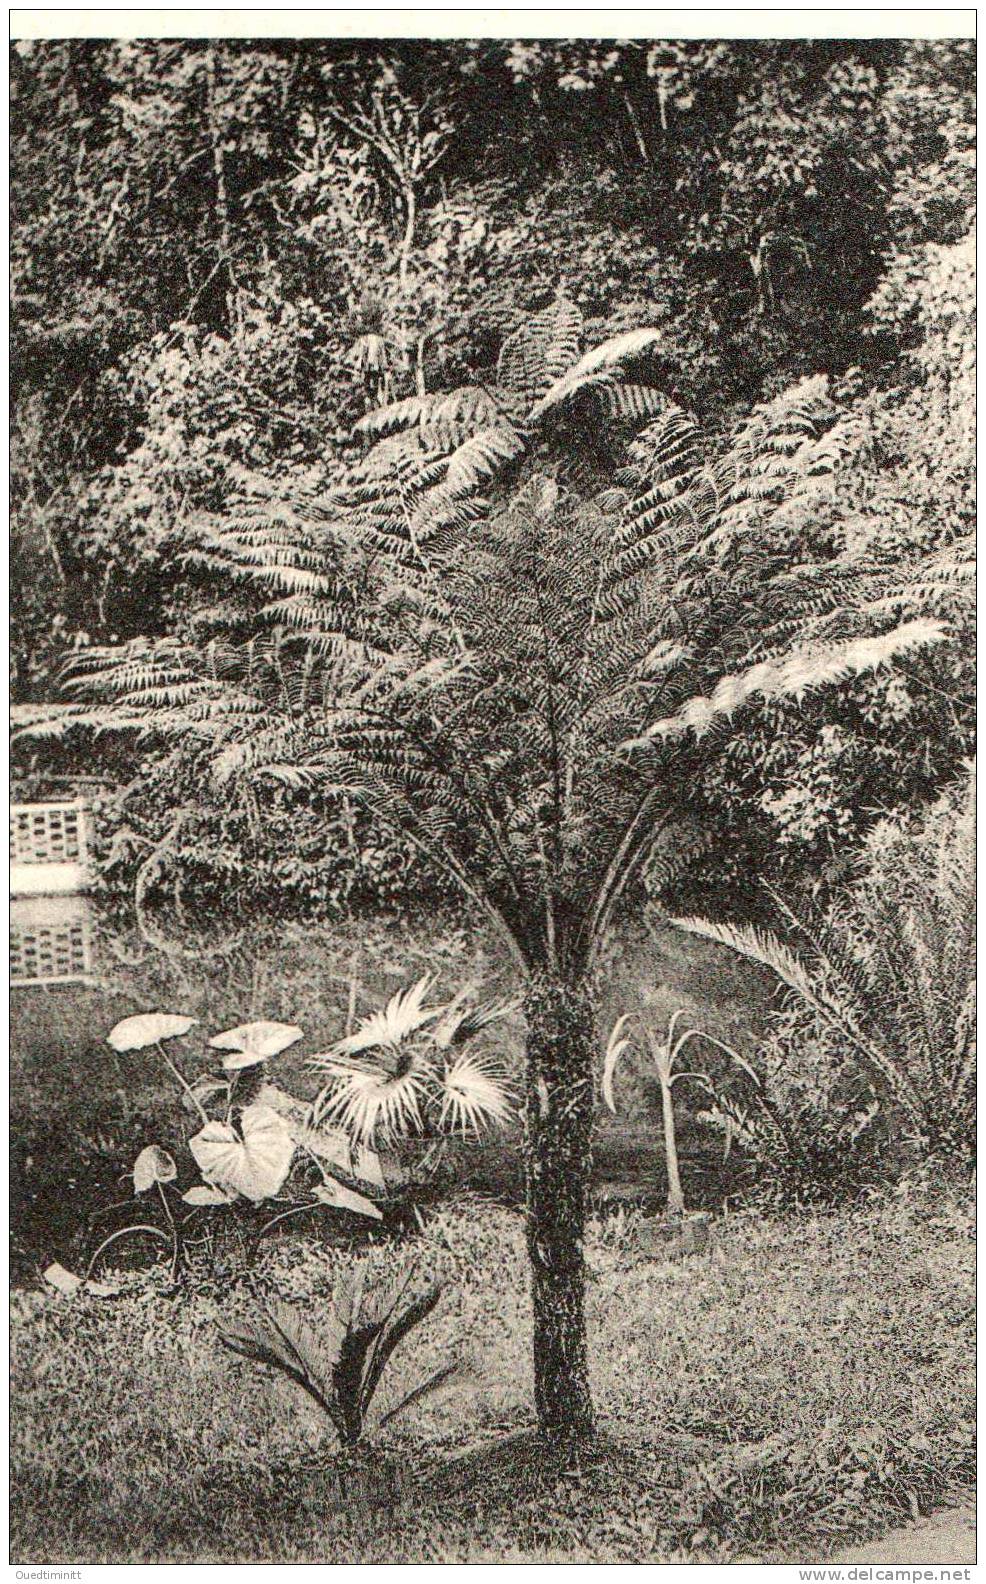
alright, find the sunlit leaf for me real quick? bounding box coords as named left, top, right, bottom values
left=313, top=1177, right=384, bottom=1220
left=107, top=1012, right=196, bottom=1052
left=189, top=1102, right=294, bottom=1202
left=352, top=1145, right=386, bottom=1188
left=43, top=1263, right=121, bottom=1298
left=328, top=975, right=442, bottom=1057
left=132, top=1144, right=177, bottom=1195
left=209, top=1020, right=303, bottom=1069
left=181, top=1183, right=234, bottom=1206
left=311, top=1055, right=431, bottom=1145
left=256, top=1081, right=309, bottom=1122
left=602, top=1014, right=633, bottom=1113
left=43, top=1262, right=82, bottom=1296
left=296, top=1121, right=353, bottom=1175
left=438, top=1050, right=513, bottom=1135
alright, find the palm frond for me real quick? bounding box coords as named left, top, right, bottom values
left=438, top=1049, right=513, bottom=1134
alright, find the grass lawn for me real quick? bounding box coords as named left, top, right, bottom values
left=10, top=1182, right=974, bottom=1564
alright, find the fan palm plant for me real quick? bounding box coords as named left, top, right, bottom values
left=308, top=974, right=515, bottom=1147
left=26, top=305, right=961, bottom=1446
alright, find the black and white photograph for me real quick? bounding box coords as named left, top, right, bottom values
left=9, top=9, right=976, bottom=1568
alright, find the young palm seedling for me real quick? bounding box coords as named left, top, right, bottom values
left=603, top=1007, right=759, bottom=1221
left=218, top=1263, right=458, bottom=1449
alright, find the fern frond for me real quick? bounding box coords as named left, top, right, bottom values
left=354, top=385, right=504, bottom=441
left=530, top=328, right=663, bottom=420
left=496, top=294, right=583, bottom=406
left=629, top=619, right=946, bottom=745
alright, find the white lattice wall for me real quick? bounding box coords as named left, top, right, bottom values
left=10, top=895, right=94, bottom=986
left=10, top=801, right=89, bottom=865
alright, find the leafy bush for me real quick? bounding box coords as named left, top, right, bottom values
left=697, top=1012, right=893, bottom=1210
left=675, top=769, right=975, bottom=1173
left=44, top=980, right=516, bottom=1290
left=50, top=1010, right=388, bottom=1291
left=88, top=748, right=447, bottom=919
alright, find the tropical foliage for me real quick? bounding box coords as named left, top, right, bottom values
left=19, top=280, right=967, bottom=1447
left=12, top=38, right=974, bottom=919
left=219, top=1266, right=455, bottom=1448
left=24, top=355, right=959, bottom=975
left=11, top=34, right=975, bottom=1451
left=69, top=1008, right=386, bottom=1288
left=676, top=768, right=976, bottom=1166
left=52, top=982, right=514, bottom=1289
left=310, top=975, right=515, bottom=1146
left=602, top=1007, right=757, bottom=1216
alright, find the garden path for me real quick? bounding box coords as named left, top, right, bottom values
left=828, top=1503, right=975, bottom=1564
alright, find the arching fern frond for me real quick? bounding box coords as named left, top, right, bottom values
left=353, top=385, right=505, bottom=441
left=529, top=327, right=664, bottom=419
left=625, top=619, right=947, bottom=746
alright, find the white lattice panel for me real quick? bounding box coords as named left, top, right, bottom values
left=10, top=801, right=89, bottom=865
left=10, top=895, right=95, bottom=986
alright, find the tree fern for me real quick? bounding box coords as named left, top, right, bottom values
left=37, top=363, right=961, bottom=983
left=29, top=346, right=969, bottom=1445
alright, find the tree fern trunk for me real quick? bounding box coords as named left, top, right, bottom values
left=523, top=971, right=596, bottom=1446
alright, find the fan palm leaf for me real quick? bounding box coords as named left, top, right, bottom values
left=438, top=1049, right=512, bottom=1135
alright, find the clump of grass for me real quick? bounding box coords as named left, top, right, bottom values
left=10, top=1187, right=974, bottom=1563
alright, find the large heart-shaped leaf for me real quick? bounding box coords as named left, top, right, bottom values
left=189, top=1103, right=294, bottom=1202
left=209, top=1021, right=303, bottom=1070
left=133, top=1144, right=177, bottom=1195
left=107, top=1012, right=196, bottom=1052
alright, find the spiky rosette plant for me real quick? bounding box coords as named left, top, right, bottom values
left=310, top=975, right=515, bottom=1151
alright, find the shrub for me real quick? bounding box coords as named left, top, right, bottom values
left=697, top=1007, right=893, bottom=1209
left=675, top=768, right=975, bottom=1174
left=49, top=1010, right=387, bottom=1292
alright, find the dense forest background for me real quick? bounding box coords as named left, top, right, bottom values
left=10, top=37, right=975, bottom=920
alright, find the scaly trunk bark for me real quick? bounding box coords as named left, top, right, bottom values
left=523, top=971, right=596, bottom=1446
